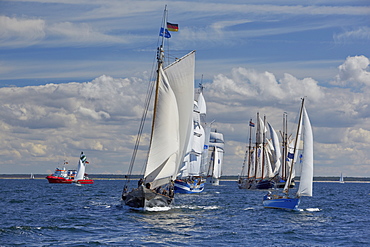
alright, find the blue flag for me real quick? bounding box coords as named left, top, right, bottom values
left=287, top=152, right=294, bottom=159
left=159, top=28, right=171, bottom=38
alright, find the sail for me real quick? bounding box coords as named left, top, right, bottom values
left=75, top=153, right=87, bottom=181
left=144, top=51, right=195, bottom=188
left=164, top=51, right=195, bottom=179
left=268, top=122, right=281, bottom=175
left=209, top=131, right=224, bottom=179
left=213, top=147, right=221, bottom=178
left=297, top=106, right=313, bottom=197
left=201, top=123, right=211, bottom=175
left=188, top=110, right=205, bottom=176
left=197, top=92, right=206, bottom=116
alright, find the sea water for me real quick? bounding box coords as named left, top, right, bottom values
left=0, top=179, right=369, bottom=246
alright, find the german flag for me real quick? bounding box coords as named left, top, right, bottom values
left=167, top=22, right=178, bottom=32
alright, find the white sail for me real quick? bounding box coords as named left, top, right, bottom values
left=339, top=173, right=344, bottom=183
left=297, top=106, right=313, bottom=197
left=268, top=122, right=281, bottom=175
left=164, top=51, right=195, bottom=179
left=197, top=92, right=206, bottom=116
left=75, top=152, right=87, bottom=181
left=213, top=146, right=221, bottom=178
left=209, top=131, right=224, bottom=179
left=201, top=123, right=211, bottom=175
left=144, top=51, right=195, bottom=188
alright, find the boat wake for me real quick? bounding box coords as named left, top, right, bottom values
left=144, top=206, right=172, bottom=212
left=297, top=207, right=321, bottom=212
left=174, top=205, right=220, bottom=210
left=304, top=208, right=321, bottom=212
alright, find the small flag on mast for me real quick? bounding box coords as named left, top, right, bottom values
left=167, top=22, right=178, bottom=32
left=159, top=27, right=171, bottom=38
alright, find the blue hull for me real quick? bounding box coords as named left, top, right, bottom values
left=263, top=197, right=300, bottom=210
left=174, top=180, right=205, bottom=194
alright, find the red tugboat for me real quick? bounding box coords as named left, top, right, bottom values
left=46, top=152, right=94, bottom=184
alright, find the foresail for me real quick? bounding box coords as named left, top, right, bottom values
left=297, top=106, right=313, bottom=197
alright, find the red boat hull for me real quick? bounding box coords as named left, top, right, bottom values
left=46, top=176, right=73, bottom=184
left=46, top=175, right=94, bottom=184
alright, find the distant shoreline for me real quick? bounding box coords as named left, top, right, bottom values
left=1, top=174, right=370, bottom=183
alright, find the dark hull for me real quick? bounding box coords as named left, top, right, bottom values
left=256, top=180, right=275, bottom=189
left=238, top=178, right=275, bottom=190
left=122, top=186, right=173, bottom=209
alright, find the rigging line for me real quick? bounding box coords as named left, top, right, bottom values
left=124, top=69, right=156, bottom=188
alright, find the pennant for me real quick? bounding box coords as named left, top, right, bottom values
left=159, top=27, right=171, bottom=38
left=167, top=22, right=178, bottom=32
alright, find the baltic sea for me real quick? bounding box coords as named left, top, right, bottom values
left=1, top=179, right=369, bottom=246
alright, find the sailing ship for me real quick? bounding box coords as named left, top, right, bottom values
left=237, top=114, right=276, bottom=190
left=263, top=98, right=313, bottom=210
left=45, top=152, right=94, bottom=184
left=121, top=7, right=195, bottom=208
left=174, top=89, right=209, bottom=194
left=207, top=130, right=224, bottom=185
left=30, top=173, right=35, bottom=179
left=339, top=173, right=344, bottom=183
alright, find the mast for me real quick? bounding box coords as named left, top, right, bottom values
left=254, top=112, right=260, bottom=178
left=261, top=115, right=266, bottom=179
left=283, top=112, right=287, bottom=180
left=247, top=118, right=253, bottom=178
left=284, top=98, right=305, bottom=194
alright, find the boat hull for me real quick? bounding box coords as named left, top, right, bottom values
left=238, top=178, right=275, bottom=190
left=256, top=179, right=275, bottom=190
left=46, top=176, right=94, bottom=184
left=263, top=197, right=300, bottom=210
left=76, top=179, right=94, bottom=184
left=122, top=186, right=173, bottom=209
left=46, top=176, right=73, bottom=184
left=174, top=179, right=205, bottom=194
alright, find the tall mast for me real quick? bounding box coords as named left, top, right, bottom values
left=254, top=112, right=260, bottom=178
left=146, top=6, right=167, bottom=180
left=247, top=118, right=253, bottom=178
left=284, top=98, right=305, bottom=194
left=261, top=115, right=266, bottom=179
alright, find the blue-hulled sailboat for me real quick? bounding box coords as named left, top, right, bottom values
left=263, top=98, right=313, bottom=210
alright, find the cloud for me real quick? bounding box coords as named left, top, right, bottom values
left=2, top=56, right=370, bottom=176
left=0, top=15, right=127, bottom=48
left=208, top=67, right=324, bottom=106
left=334, top=26, right=370, bottom=44
left=0, top=16, right=46, bottom=47
left=334, top=55, right=370, bottom=87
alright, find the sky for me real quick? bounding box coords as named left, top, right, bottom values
left=1, top=0, right=370, bottom=177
